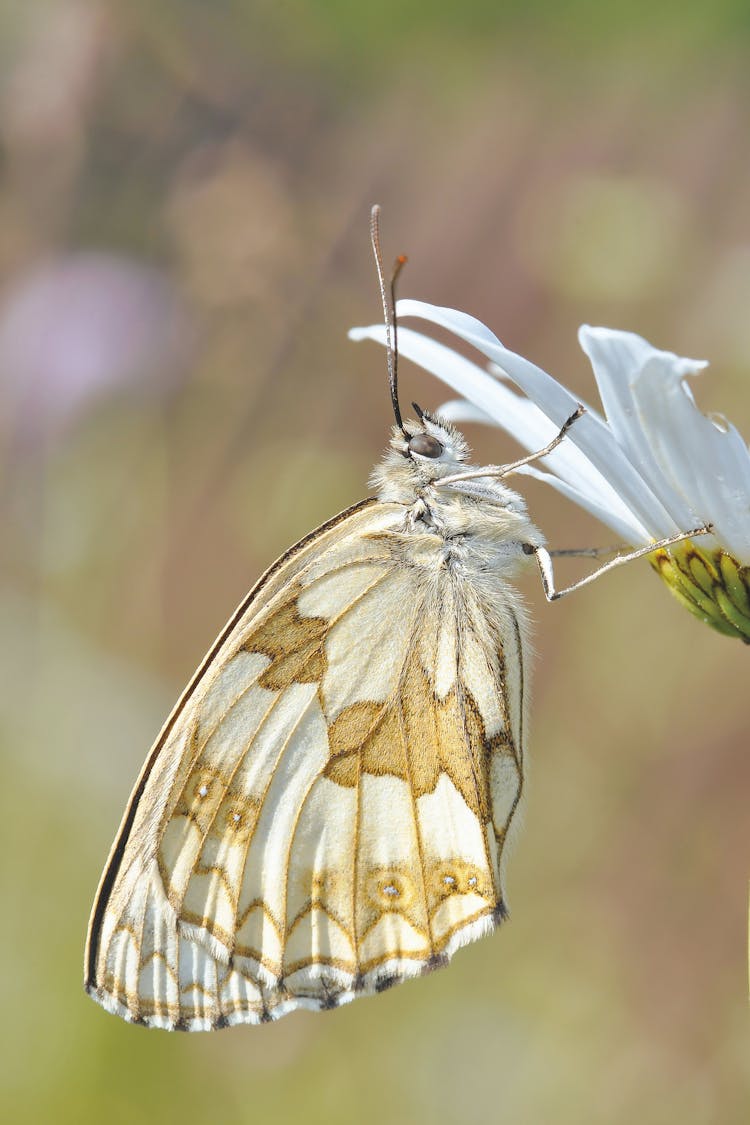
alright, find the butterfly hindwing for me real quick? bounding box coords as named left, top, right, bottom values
left=85, top=498, right=527, bottom=1028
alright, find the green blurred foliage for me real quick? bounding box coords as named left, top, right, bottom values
left=0, top=1, right=748, bottom=1122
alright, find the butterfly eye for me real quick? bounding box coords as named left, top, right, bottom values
left=409, top=433, right=443, bottom=458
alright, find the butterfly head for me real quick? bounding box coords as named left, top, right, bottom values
left=384, top=406, right=469, bottom=479
left=400, top=404, right=469, bottom=466
left=372, top=406, right=487, bottom=500
left=372, top=402, right=544, bottom=549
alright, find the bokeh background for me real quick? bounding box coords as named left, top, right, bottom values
left=1, top=2, right=748, bottom=1122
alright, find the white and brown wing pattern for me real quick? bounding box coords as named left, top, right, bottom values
left=85, top=500, right=527, bottom=1029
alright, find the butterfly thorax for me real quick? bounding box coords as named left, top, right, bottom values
left=370, top=414, right=545, bottom=577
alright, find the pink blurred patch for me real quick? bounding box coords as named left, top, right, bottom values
left=0, top=252, right=192, bottom=441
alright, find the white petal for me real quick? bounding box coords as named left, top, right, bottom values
left=437, top=393, right=648, bottom=540
left=349, top=319, right=649, bottom=542
left=437, top=399, right=496, bottom=425
left=351, top=321, right=584, bottom=475
left=631, top=358, right=750, bottom=557
left=392, top=300, right=682, bottom=537
left=439, top=394, right=651, bottom=539
left=580, top=324, right=750, bottom=555
left=349, top=323, right=518, bottom=424
left=578, top=326, right=701, bottom=529
left=514, top=464, right=652, bottom=544
left=352, top=304, right=750, bottom=562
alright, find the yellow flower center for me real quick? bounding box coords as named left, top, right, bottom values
left=650, top=539, right=750, bottom=642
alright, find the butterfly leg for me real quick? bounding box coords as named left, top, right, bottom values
left=547, top=544, right=625, bottom=558
left=493, top=404, right=585, bottom=479
left=436, top=406, right=586, bottom=489
left=525, top=525, right=714, bottom=601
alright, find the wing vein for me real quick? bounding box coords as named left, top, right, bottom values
left=324, top=567, right=394, bottom=630
left=500, top=608, right=525, bottom=842
left=277, top=764, right=333, bottom=978
left=166, top=666, right=267, bottom=822
left=454, top=586, right=500, bottom=898
left=186, top=683, right=293, bottom=854
left=232, top=689, right=320, bottom=936
left=351, top=755, right=362, bottom=980
left=396, top=692, right=435, bottom=956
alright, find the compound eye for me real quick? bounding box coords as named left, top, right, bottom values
left=408, top=433, right=443, bottom=458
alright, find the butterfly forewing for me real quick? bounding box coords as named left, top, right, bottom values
left=85, top=494, right=527, bottom=1028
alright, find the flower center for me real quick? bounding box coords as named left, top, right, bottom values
left=651, top=539, right=750, bottom=643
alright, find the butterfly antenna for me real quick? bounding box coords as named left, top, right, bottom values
left=370, top=204, right=407, bottom=433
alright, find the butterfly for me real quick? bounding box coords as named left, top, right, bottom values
left=84, top=209, right=705, bottom=1030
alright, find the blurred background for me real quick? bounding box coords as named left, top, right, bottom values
left=1, top=2, right=748, bottom=1121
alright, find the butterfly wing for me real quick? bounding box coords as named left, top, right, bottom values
left=85, top=498, right=528, bottom=1028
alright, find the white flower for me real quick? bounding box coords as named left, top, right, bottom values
left=350, top=300, right=750, bottom=641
